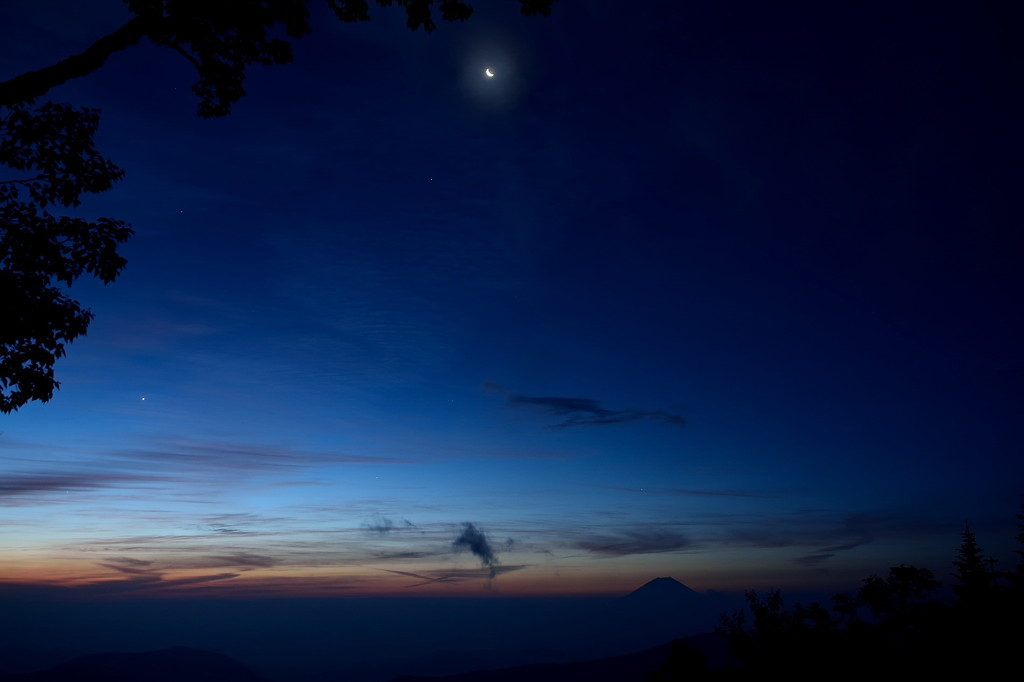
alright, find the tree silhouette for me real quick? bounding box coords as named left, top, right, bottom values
left=951, top=519, right=993, bottom=606
left=703, top=505, right=1024, bottom=680
left=855, top=564, right=940, bottom=627
left=1015, top=498, right=1024, bottom=580
left=717, top=590, right=837, bottom=677
left=1008, top=498, right=1024, bottom=619
left=1, top=0, right=558, bottom=411
left=1, top=102, right=132, bottom=413
left=643, top=505, right=1024, bottom=680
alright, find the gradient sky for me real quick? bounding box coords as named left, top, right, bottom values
left=1, top=0, right=1022, bottom=599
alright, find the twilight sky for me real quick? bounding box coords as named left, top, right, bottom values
left=1, top=0, right=1022, bottom=599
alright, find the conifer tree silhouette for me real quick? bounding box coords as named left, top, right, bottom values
left=952, top=520, right=992, bottom=606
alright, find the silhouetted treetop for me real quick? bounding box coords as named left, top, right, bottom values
left=952, top=519, right=994, bottom=604
left=1016, top=499, right=1024, bottom=570
left=0, top=0, right=560, bottom=117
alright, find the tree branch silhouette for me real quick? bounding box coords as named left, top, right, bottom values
left=0, top=1, right=559, bottom=117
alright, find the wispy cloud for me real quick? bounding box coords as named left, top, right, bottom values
left=378, top=565, right=525, bottom=588
left=372, top=551, right=435, bottom=560
left=790, top=514, right=875, bottom=567
left=363, top=513, right=417, bottom=536
left=111, top=437, right=418, bottom=473
left=100, top=552, right=280, bottom=574
left=485, top=382, right=684, bottom=429
left=794, top=553, right=835, bottom=566
left=575, top=528, right=692, bottom=557
left=595, top=485, right=761, bottom=498
left=0, top=437, right=417, bottom=506
left=726, top=511, right=880, bottom=567
left=85, top=556, right=243, bottom=596
left=0, top=472, right=165, bottom=505
left=204, top=553, right=280, bottom=569
left=99, top=557, right=155, bottom=576
left=88, top=572, right=242, bottom=596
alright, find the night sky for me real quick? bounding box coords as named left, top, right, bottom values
left=2, top=0, right=1022, bottom=602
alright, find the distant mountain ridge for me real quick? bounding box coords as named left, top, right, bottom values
left=388, top=632, right=730, bottom=682
left=0, top=646, right=267, bottom=682
left=390, top=641, right=674, bottom=682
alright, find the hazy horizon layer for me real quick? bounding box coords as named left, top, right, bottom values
left=0, top=579, right=748, bottom=681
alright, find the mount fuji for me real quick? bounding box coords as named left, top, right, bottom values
left=626, top=577, right=702, bottom=603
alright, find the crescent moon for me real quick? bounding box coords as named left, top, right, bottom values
left=485, top=68, right=494, bottom=78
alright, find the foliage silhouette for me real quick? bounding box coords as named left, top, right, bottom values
left=854, top=563, right=941, bottom=626
left=1, top=102, right=132, bottom=413
left=0, top=0, right=558, bottom=411
left=651, top=501, right=1024, bottom=679
left=716, top=590, right=838, bottom=677
left=1014, top=499, right=1024, bottom=590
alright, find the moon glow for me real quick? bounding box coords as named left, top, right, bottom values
left=485, top=68, right=494, bottom=78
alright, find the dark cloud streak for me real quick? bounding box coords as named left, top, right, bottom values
left=205, top=553, right=280, bottom=569
left=795, top=553, right=835, bottom=566
left=0, top=472, right=165, bottom=504
left=597, top=485, right=761, bottom=498
left=575, top=528, right=692, bottom=557
left=487, top=383, right=684, bottom=429
left=113, top=438, right=418, bottom=472
left=378, top=565, right=525, bottom=588
left=363, top=514, right=416, bottom=535
left=452, top=522, right=499, bottom=578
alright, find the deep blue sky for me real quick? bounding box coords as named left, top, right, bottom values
left=1, top=0, right=1022, bottom=598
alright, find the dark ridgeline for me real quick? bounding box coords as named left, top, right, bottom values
left=0, top=646, right=267, bottom=682
left=389, top=638, right=682, bottom=682
left=388, top=633, right=731, bottom=682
